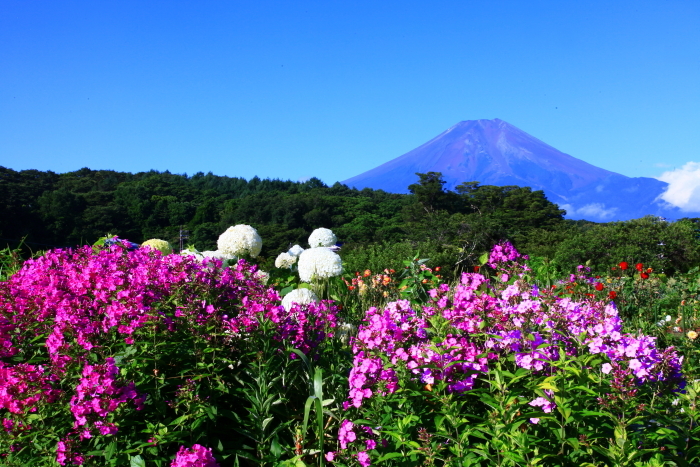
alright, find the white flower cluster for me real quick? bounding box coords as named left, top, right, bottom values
left=181, top=247, right=235, bottom=262
left=281, top=288, right=319, bottom=311
left=202, top=250, right=235, bottom=261
left=217, top=225, right=262, bottom=258
left=308, top=228, right=337, bottom=248
left=180, top=247, right=203, bottom=260
left=255, top=270, right=270, bottom=285
left=275, top=252, right=297, bottom=269
left=297, top=247, right=343, bottom=282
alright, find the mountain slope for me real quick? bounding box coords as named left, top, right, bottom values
left=342, top=119, right=683, bottom=222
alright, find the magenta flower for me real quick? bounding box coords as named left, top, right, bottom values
left=170, top=444, right=220, bottom=467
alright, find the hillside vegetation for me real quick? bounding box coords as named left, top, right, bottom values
left=2, top=166, right=699, bottom=277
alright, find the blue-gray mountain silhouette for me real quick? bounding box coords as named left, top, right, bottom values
left=342, top=119, right=685, bottom=222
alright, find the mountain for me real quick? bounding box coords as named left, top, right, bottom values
left=342, top=119, right=686, bottom=222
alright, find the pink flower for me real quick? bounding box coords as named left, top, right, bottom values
left=357, top=451, right=371, bottom=467
left=170, top=444, right=219, bottom=467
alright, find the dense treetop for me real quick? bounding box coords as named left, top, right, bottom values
left=2, top=166, right=699, bottom=276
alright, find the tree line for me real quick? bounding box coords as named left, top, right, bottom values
left=2, top=166, right=699, bottom=277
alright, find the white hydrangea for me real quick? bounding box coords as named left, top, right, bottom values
left=308, top=228, right=337, bottom=248
left=202, top=250, right=235, bottom=261
left=217, top=225, right=262, bottom=258
left=281, top=288, right=319, bottom=311
left=297, top=247, right=343, bottom=282
left=275, top=252, right=297, bottom=269
left=288, top=245, right=304, bottom=257
left=255, top=270, right=270, bottom=285
left=180, top=247, right=203, bottom=260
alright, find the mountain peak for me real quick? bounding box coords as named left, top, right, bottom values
left=342, top=120, right=679, bottom=222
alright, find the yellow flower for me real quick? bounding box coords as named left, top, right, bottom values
left=688, top=330, right=698, bottom=340
left=141, top=239, right=173, bottom=255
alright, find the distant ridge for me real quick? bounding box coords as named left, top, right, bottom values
left=342, top=119, right=685, bottom=222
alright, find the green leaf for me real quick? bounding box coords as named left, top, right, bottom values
left=377, top=452, right=405, bottom=462
left=479, top=252, right=489, bottom=265
left=130, top=455, right=146, bottom=467
left=104, top=441, right=117, bottom=461
left=313, top=368, right=323, bottom=399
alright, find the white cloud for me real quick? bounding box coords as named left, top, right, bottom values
left=559, top=203, right=573, bottom=215
left=657, top=162, right=700, bottom=211
left=576, top=203, right=618, bottom=220
left=559, top=203, right=618, bottom=220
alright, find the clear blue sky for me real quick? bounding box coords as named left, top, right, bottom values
left=2, top=0, right=699, bottom=188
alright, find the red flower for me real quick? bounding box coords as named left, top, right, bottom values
left=619, top=262, right=628, bottom=270
left=636, top=263, right=644, bottom=272
left=640, top=272, right=649, bottom=279
left=473, top=266, right=480, bottom=272
left=594, top=282, right=604, bottom=291
left=609, top=291, right=617, bottom=299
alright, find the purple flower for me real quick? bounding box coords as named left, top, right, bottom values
left=357, top=451, right=371, bottom=467
left=170, top=444, right=220, bottom=467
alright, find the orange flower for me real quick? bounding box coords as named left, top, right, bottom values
left=363, top=269, right=371, bottom=278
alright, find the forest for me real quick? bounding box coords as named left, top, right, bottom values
left=2, top=165, right=699, bottom=278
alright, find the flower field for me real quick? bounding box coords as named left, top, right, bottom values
left=1, top=227, right=700, bottom=467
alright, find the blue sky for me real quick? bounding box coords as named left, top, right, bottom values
left=2, top=1, right=699, bottom=191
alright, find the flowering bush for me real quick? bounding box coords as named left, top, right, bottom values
left=217, top=224, right=262, bottom=258
left=0, top=244, right=338, bottom=465
left=3, top=231, right=700, bottom=466
left=298, top=247, right=343, bottom=282
left=329, top=243, right=685, bottom=465
left=308, top=228, right=337, bottom=248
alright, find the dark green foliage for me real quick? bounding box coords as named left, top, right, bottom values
left=2, top=166, right=698, bottom=278
left=553, top=216, right=700, bottom=275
